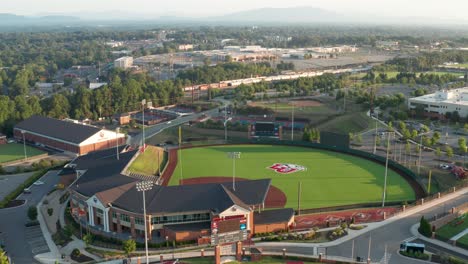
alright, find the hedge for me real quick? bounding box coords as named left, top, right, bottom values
left=0, top=162, right=67, bottom=208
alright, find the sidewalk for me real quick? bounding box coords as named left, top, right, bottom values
left=410, top=224, right=468, bottom=257
left=35, top=196, right=62, bottom=264
left=256, top=186, right=468, bottom=249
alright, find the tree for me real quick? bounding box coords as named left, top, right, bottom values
left=435, top=147, right=441, bottom=158
left=28, top=206, right=37, bottom=221
left=123, top=239, right=136, bottom=256
left=431, top=131, right=441, bottom=145
left=0, top=249, right=8, bottom=264
left=446, top=145, right=454, bottom=158
left=83, top=233, right=93, bottom=247
left=376, top=136, right=381, bottom=146
left=356, top=134, right=363, bottom=144
left=418, top=216, right=432, bottom=237
left=411, top=129, right=419, bottom=139
left=458, top=137, right=467, bottom=154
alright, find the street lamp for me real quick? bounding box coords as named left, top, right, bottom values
left=20, top=130, right=27, bottom=161
left=382, top=132, right=394, bottom=207
left=227, top=152, right=241, bottom=191
left=136, top=181, right=153, bottom=264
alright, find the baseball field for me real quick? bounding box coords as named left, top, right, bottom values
left=167, top=144, right=416, bottom=210
left=0, top=143, right=45, bottom=164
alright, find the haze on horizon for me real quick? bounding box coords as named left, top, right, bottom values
left=2, top=0, right=468, bottom=21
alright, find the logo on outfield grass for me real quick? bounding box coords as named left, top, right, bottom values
left=268, top=163, right=306, bottom=174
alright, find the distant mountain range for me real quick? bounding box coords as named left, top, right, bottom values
left=0, top=7, right=467, bottom=27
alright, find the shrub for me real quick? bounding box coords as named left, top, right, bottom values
left=418, top=216, right=432, bottom=237
left=71, top=248, right=81, bottom=257
left=28, top=206, right=38, bottom=221
left=123, top=239, right=136, bottom=256
left=47, top=208, right=53, bottom=216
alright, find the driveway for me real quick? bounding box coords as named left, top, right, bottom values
left=0, top=170, right=60, bottom=264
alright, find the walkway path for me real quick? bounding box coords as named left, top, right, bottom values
left=410, top=224, right=468, bottom=257
left=451, top=228, right=468, bottom=242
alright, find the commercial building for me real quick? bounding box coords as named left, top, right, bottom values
left=114, top=56, right=134, bottom=69
left=408, top=88, right=468, bottom=119
left=65, top=148, right=294, bottom=243
left=14, top=116, right=126, bottom=155
left=178, top=44, right=194, bottom=51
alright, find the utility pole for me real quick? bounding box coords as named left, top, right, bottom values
left=351, top=240, right=355, bottom=260
left=418, top=135, right=423, bottom=175
left=373, top=112, right=378, bottom=155
left=367, top=235, right=372, bottom=264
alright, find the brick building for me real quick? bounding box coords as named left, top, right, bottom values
left=65, top=148, right=294, bottom=243
left=14, top=116, right=126, bottom=155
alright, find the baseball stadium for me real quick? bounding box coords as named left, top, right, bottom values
left=62, top=134, right=424, bottom=247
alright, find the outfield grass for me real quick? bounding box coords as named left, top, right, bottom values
left=0, top=143, right=45, bottom=163
left=251, top=101, right=332, bottom=115
left=170, top=145, right=415, bottom=209
left=128, top=146, right=165, bottom=175
left=318, top=112, right=372, bottom=134
left=436, top=214, right=468, bottom=241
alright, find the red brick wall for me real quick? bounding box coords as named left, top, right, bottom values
left=254, top=222, right=288, bottom=234
left=163, top=227, right=210, bottom=242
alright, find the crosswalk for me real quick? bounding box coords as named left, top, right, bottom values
left=25, top=225, right=49, bottom=255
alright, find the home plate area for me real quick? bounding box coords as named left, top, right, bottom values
left=294, top=207, right=398, bottom=229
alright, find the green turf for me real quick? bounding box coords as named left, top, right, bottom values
left=170, top=145, right=415, bottom=209
left=318, top=112, right=372, bottom=134
left=251, top=101, right=332, bottom=115
left=457, top=234, right=468, bottom=249
left=0, top=143, right=45, bottom=163
left=128, top=146, right=164, bottom=175
left=436, top=214, right=468, bottom=241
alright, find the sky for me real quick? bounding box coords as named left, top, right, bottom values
left=2, top=0, right=467, bottom=20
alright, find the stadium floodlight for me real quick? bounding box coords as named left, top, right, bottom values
left=136, top=180, right=153, bottom=264
left=227, top=152, right=241, bottom=191
left=381, top=131, right=395, bottom=207
left=224, top=117, right=232, bottom=142
left=141, top=99, right=147, bottom=152
left=116, top=127, right=120, bottom=160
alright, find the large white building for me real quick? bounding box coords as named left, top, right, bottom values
left=114, top=56, right=134, bottom=69
left=408, top=88, right=468, bottom=118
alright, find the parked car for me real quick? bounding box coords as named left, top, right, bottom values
left=33, top=181, right=44, bottom=186
left=23, top=188, right=31, bottom=194
left=439, top=164, right=452, bottom=170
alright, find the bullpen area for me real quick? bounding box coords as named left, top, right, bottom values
left=165, top=144, right=416, bottom=210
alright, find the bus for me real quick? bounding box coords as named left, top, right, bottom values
left=400, top=242, right=425, bottom=254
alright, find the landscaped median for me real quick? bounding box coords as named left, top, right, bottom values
left=0, top=162, right=67, bottom=208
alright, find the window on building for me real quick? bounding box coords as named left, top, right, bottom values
left=120, top=214, right=130, bottom=223
left=135, top=217, right=145, bottom=225
left=112, top=211, right=117, bottom=219
left=151, top=213, right=210, bottom=224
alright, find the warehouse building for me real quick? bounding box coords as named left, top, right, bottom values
left=14, top=116, right=126, bottom=155
left=66, top=148, right=295, bottom=243
left=408, top=88, right=468, bottom=119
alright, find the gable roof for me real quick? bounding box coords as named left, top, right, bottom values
left=15, top=115, right=102, bottom=144
left=254, top=208, right=295, bottom=225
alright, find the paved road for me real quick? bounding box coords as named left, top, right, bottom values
left=130, top=98, right=228, bottom=146
left=260, top=193, right=468, bottom=264
left=0, top=170, right=59, bottom=264
left=0, top=172, right=34, bottom=201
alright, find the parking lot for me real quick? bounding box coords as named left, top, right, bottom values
left=0, top=172, right=34, bottom=201
left=25, top=225, right=49, bottom=255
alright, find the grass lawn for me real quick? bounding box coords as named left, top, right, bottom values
left=170, top=145, right=415, bottom=209
left=318, top=112, right=372, bottom=134
left=128, top=146, right=165, bottom=175
left=436, top=214, right=468, bottom=241
left=251, top=100, right=333, bottom=115
left=457, top=234, right=468, bottom=249
left=0, top=143, right=45, bottom=163
left=181, top=256, right=320, bottom=264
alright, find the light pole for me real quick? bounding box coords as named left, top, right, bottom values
left=373, top=112, right=378, bottom=154
left=291, top=104, right=295, bottom=141
left=224, top=117, right=232, bottom=143
left=116, top=127, right=120, bottom=160
left=21, top=130, right=27, bottom=161
left=418, top=135, right=423, bottom=175
left=141, top=99, right=146, bottom=152
left=382, top=132, right=394, bottom=207
left=227, top=152, right=241, bottom=191
left=136, top=181, right=153, bottom=264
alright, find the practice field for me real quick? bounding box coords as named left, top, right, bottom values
left=168, top=145, right=415, bottom=209
left=0, top=143, right=45, bottom=164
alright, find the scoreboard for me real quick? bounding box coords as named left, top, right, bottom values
left=249, top=122, right=281, bottom=139
left=211, top=215, right=248, bottom=245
